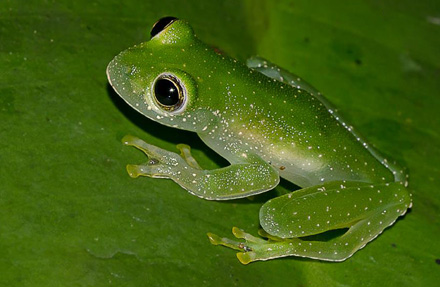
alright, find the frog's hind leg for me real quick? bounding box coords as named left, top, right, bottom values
left=209, top=181, right=411, bottom=264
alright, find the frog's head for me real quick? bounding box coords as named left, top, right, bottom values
left=107, top=17, right=220, bottom=132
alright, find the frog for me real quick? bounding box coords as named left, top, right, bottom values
left=106, top=17, right=412, bottom=264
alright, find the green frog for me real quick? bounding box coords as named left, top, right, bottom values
left=107, top=17, right=411, bottom=264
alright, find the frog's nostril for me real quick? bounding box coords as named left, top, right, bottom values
left=150, top=16, right=178, bottom=38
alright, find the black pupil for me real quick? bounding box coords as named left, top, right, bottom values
left=154, top=78, right=180, bottom=106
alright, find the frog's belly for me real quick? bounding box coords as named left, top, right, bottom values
left=259, top=145, right=388, bottom=188
left=260, top=150, right=332, bottom=187
left=268, top=158, right=335, bottom=188
left=244, top=142, right=386, bottom=188
left=198, top=132, right=390, bottom=189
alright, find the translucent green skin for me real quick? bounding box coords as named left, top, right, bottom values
left=107, top=19, right=411, bottom=264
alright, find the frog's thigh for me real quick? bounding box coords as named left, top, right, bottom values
left=253, top=182, right=411, bottom=262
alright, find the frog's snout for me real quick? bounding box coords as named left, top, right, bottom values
left=106, top=57, right=133, bottom=98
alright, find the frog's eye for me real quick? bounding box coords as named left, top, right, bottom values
left=152, top=73, right=186, bottom=113
left=150, top=16, right=178, bottom=38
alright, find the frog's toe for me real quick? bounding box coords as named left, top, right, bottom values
left=126, top=164, right=141, bottom=178
left=122, top=135, right=154, bottom=156
left=125, top=164, right=171, bottom=179
left=122, top=135, right=142, bottom=146
left=207, top=232, right=227, bottom=246
left=236, top=251, right=255, bottom=265
left=207, top=232, right=243, bottom=251
left=176, top=143, right=201, bottom=169
left=208, top=228, right=267, bottom=264
left=232, top=227, right=267, bottom=243
left=122, top=135, right=169, bottom=159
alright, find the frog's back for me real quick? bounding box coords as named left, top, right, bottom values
left=198, top=64, right=395, bottom=188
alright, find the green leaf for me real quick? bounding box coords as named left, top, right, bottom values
left=1, top=0, right=439, bottom=286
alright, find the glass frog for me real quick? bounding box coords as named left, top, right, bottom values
left=107, top=17, right=412, bottom=264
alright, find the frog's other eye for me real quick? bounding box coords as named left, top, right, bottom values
left=150, top=16, right=178, bottom=38
left=152, top=73, right=186, bottom=113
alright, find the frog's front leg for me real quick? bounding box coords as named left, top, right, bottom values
left=209, top=181, right=411, bottom=264
left=122, top=135, right=280, bottom=200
